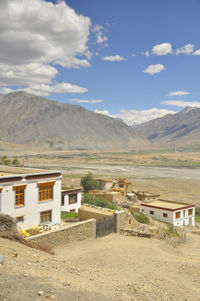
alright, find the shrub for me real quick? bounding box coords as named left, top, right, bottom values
left=80, top=172, right=99, bottom=192
left=131, top=212, right=149, bottom=224
left=83, top=193, right=118, bottom=210
left=61, top=211, right=78, bottom=219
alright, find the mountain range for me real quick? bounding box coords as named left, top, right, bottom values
left=0, top=92, right=148, bottom=151
left=135, top=106, right=200, bottom=148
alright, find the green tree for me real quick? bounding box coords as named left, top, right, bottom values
left=83, top=193, right=118, bottom=210
left=4, top=159, right=11, bottom=166
left=80, top=172, right=99, bottom=192
left=12, top=157, right=19, bottom=166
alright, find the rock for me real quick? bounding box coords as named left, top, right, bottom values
left=0, top=255, right=4, bottom=265
left=37, top=291, right=44, bottom=296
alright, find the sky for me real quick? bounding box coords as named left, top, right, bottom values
left=0, top=0, right=200, bottom=124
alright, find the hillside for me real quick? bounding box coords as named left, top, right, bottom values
left=135, top=107, right=200, bottom=148
left=0, top=92, right=148, bottom=151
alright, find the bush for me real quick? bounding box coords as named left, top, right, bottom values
left=61, top=211, right=78, bottom=219
left=83, top=193, right=118, bottom=210
left=80, top=172, right=99, bottom=192
left=195, top=207, right=200, bottom=223
left=131, top=212, right=149, bottom=224
left=12, top=157, right=20, bottom=166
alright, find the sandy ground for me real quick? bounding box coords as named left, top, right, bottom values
left=0, top=233, right=200, bottom=301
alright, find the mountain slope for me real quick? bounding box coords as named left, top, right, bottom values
left=135, top=107, right=200, bottom=147
left=0, top=92, right=148, bottom=150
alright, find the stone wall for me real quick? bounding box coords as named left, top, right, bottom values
left=26, top=219, right=96, bottom=247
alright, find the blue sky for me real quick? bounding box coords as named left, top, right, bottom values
left=0, top=0, right=200, bottom=124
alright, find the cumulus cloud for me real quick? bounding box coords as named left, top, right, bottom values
left=161, top=100, right=200, bottom=108
left=176, top=44, right=194, bottom=55
left=152, top=43, right=173, bottom=56
left=102, top=55, right=125, bottom=62
left=95, top=108, right=176, bottom=125
left=167, top=91, right=190, bottom=96
left=68, top=98, right=102, bottom=103
left=193, top=49, right=200, bottom=55
left=92, top=24, right=108, bottom=45
left=143, top=64, right=166, bottom=75
left=0, top=0, right=91, bottom=94
left=141, top=51, right=149, bottom=57
left=0, top=83, right=88, bottom=97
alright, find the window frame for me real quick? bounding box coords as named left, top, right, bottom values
left=13, top=185, right=27, bottom=208
left=40, top=210, right=52, bottom=224
left=38, top=181, right=55, bottom=202
left=188, top=208, right=193, bottom=216
left=163, top=213, right=168, bottom=218
left=150, top=210, right=154, bottom=215
left=175, top=211, right=181, bottom=219
left=68, top=193, right=78, bottom=205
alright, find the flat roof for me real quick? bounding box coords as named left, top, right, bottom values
left=141, top=200, right=194, bottom=211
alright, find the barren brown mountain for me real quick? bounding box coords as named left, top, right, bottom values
left=0, top=92, right=148, bottom=151
left=136, top=107, right=200, bottom=148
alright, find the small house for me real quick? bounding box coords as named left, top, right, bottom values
left=140, top=200, right=195, bottom=226
left=61, top=188, right=82, bottom=213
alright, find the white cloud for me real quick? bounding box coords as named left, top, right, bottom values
left=193, top=49, right=200, bottom=56
left=102, top=55, right=125, bottom=62
left=167, top=91, right=190, bottom=96
left=68, top=98, right=102, bottom=104
left=131, top=54, right=138, bottom=57
left=96, top=31, right=108, bottom=44
left=0, top=0, right=91, bottom=93
left=161, top=100, right=200, bottom=108
left=152, top=43, right=173, bottom=56
left=176, top=44, right=194, bottom=55
left=0, top=83, right=88, bottom=97
left=143, top=64, right=166, bottom=75
left=95, top=108, right=176, bottom=125
left=92, top=24, right=108, bottom=45
left=141, top=51, right=149, bottom=57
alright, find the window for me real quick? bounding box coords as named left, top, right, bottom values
left=175, top=211, right=180, bottom=219
left=141, top=209, right=144, bottom=212
left=188, top=209, right=193, bottom=216
left=13, top=185, right=27, bottom=207
left=150, top=210, right=154, bottom=215
left=61, top=194, right=65, bottom=206
left=38, top=181, right=55, bottom=202
left=183, top=210, right=185, bottom=217
left=163, top=213, right=168, bottom=218
left=40, top=210, right=51, bottom=223
left=69, top=194, right=77, bottom=205
left=16, top=216, right=24, bottom=223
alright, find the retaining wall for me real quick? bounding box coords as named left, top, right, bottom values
left=26, top=219, right=96, bottom=247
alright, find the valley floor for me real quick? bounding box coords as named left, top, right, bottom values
left=0, top=233, right=200, bottom=301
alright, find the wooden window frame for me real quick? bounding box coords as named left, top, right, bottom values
left=188, top=209, right=193, bottom=216
left=150, top=210, right=154, bottom=215
left=163, top=213, right=168, bottom=218
left=175, top=211, right=181, bottom=219
left=38, top=181, right=55, bottom=202
left=40, top=210, right=52, bottom=224
left=16, top=216, right=24, bottom=223
left=68, top=194, right=77, bottom=205
left=13, top=185, right=27, bottom=207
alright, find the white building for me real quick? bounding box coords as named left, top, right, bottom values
left=61, top=188, right=82, bottom=213
left=140, top=200, right=195, bottom=226
left=0, top=167, right=62, bottom=230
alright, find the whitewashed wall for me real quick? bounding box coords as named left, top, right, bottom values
left=140, top=205, right=195, bottom=226
left=0, top=176, right=62, bottom=230
left=61, top=192, right=81, bottom=213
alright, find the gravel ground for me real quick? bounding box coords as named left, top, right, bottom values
left=0, top=233, right=200, bottom=301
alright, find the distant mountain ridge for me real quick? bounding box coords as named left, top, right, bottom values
left=0, top=92, right=148, bottom=150
left=135, top=106, right=200, bottom=147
